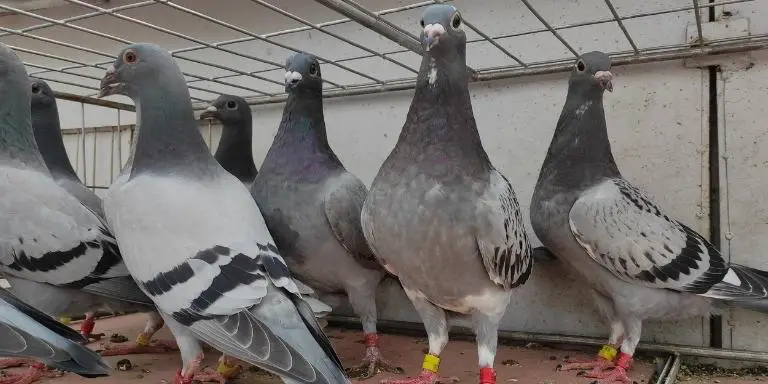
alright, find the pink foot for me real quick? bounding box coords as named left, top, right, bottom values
left=380, top=369, right=459, bottom=384
left=585, top=353, right=634, bottom=384
left=99, top=339, right=178, bottom=356
left=346, top=333, right=403, bottom=379
left=557, top=356, right=614, bottom=375
left=79, top=314, right=104, bottom=342
left=0, top=359, right=34, bottom=370
left=0, top=363, right=63, bottom=384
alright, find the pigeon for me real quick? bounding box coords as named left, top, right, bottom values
left=97, top=42, right=348, bottom=384
left=530, top=51, right=768, bottom=384
left=361, top=5, right=533, bottom=384
left=29, top=78, right=178, bottom=358
left=0, top=42, right=157, bottom=380
left=199, top=94, right=258, bottom=187
left=0, top=287, right=110, bottom=383
left=249, top=52, right=400, bottom=380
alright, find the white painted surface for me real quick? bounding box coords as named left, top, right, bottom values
left=3, top=0, right=768, bottom=351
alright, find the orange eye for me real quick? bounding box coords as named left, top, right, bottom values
left=124, top=50, right=138, bottom=64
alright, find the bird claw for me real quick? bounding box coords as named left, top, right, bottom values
left=81, top=332, right=105, bottom=343
left=99, top=339, right=178, bottom=356
left=557, top=356, right=614, bottom=374
left=191, top=367, right=240, bottom=384
left=345, top=346, right=404, bottom=379
left=379, top=369, right=459, bottom=384
left=585, top=365, right=633, bottom=384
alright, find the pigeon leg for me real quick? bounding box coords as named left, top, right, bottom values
left=380, top=287, right=458, bottom=384
left=158, top=312, right=205, bottom=384
left=79, top=312, right=104, bottom=342
left=558, top=319, right=624, bottom=374
left=100, top=311, right=178, bottom=356
left=472, top=309, right=505, bottom=384
left=585, top=317, right=640, bottom=384
left=345, top=277, right=402, bottom=379
left=191, top=354, right=242, bottom=383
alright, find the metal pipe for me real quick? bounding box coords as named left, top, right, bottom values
left=53, top=91, right=135, bottom=112
left=199, top=35, right=768, bottom=108
left=327, top=316, right=768, bottom=364
left=693, top=0, right=706, bottom=46
left=312, top=0, right=423, bottom=54
left=664, top=354, right=682, bottom=384
left=604, top=0, right=640, bottom=54
left=519, top=0, right=578, bottom=57
left=655, top=355, right=675, bottom=384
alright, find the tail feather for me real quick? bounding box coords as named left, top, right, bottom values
left=705, top=264, right=768, bottom=313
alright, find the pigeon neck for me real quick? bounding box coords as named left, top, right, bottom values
left=538, top=86, right=620, bottom=189
left=396, top=49, right=490, bottom=170
left=214, top=118, right=257, bottom=184
left=0, top=84, right=46, bottom=170
left=32, top=104, right=79, bottom=180
left=131, top=84, right=218, bottom=178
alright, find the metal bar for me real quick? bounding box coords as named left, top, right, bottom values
left=461, top=18, right=526, bottom=67
left=0, top=2, right=275, bottom=97
left=151, top=0, right=378, bottom=87
left=664, top=354, right=682, bottom=384
left=692, top=0, right=706, bottom=46
left=604, top=0, right=639, bottom=54
left=205, top=34, right=768, bottom=108
left=313, top=0, right=423, bottom=54
left=519, top=0, right=579, bottom=56
left=328, top=316, right=768, bottom=364
left=53, top=91, right=136, bottom=112
left=249, top=0, right=418, bottom=75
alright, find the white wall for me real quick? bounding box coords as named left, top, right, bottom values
left=4, top=0, right=768, bottom=352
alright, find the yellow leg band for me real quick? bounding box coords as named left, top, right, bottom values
left=135, top=333, right=150, bottom=347
left=598, top=345, right=618, bottom=361
left=216, top=361, right=240, bottom=377
left=422, top=354, right=440, bottom=373
left=59, top=317, right=71, bottom=326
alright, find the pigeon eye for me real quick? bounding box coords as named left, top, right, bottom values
left=309, top=63, right=318, bottom=76
left=31, top=84, right=41, bottom=94
left=576, top=60, right=586, bottom=72
left=451, top=13, right=462, bottom=30
left=420, top=19, right=425, bottom=28
left=226, top=100, right=237, bottom=110
left=124, top=50, right=138, bottom=64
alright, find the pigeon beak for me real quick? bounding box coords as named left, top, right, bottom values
left=98, top=65, right=124, bottom=98
left=423, top=23, right=446, bottom=51
left=284, top=71, right=303, bottom=91
left=199, top=105, right=218, bottom=121
left=594, top=70, right=614, bottom=93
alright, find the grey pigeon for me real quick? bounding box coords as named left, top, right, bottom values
left=29, top=78, right=176, bottom=358
left=199, top=94, right=258, bottom=187
left=249, top=52, right=400, bottom=380
left=361, top=5, right=533, bottom=384
left=0, top=288, right=110, bottom=382
left=0, top=41, right=155, bottom=371
left=98, top=42, right=348, bottom=384
left=530, top=51, right=768, bottom=384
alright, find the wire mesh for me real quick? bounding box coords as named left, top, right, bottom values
left=0, top=0, right=765, bottom=109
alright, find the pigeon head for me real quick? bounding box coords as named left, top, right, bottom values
left=569, top=51, right=613, bottom=94
left=419, top=4, right=466, bottom=56
left=284, top=52, right=322, bottom=93
left=200, top=94, right=251, bottom=125
left=98, top=43, right=184, bottom=99
left=30, top=78, right=56, bottom=108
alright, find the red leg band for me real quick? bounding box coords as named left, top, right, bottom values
left=614, top=352, right=633, bottom=370
left=80, top=317, right=95, bottom=335
left=479, top=367, right=496, bottom=384
left=363, top=332, right=379, bottom=348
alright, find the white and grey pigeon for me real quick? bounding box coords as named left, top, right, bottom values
left=0, top=42, right=155, bottom=379
left=530, top=51, right=768, bottom=384
left=0, top=287, right=110, bottom=383
left=199, top=94, right=258, bottom=187
left=97, top=42, right=349, bottom=384
left=361, top=4, right=533, bottom=384
left=249, top=52, right=401, bottom=380
left=29, top=78, right=177, bottom=358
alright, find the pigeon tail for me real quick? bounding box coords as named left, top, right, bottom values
left=705, top=264, right=768, bottom=313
